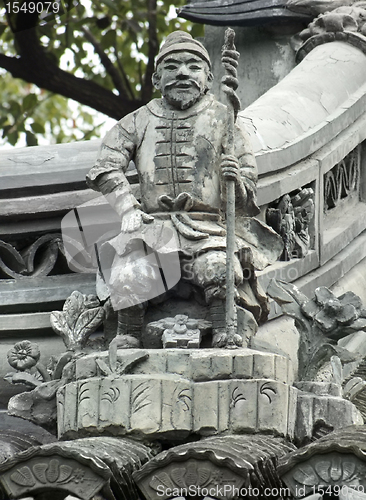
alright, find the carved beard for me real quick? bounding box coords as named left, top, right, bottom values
left=163, top=81, right=207, bottom=110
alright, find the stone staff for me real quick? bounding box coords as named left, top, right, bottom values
left=221, top=28, right=241, bottom=347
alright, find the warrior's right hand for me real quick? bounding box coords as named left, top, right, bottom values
left=121, top=209, right=154, bottom=233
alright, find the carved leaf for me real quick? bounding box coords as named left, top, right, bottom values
left=339, top=291, right=363, bottom=312
left=260, top=382, right=277, bottom=403
left=9, top=372, right=42, bottom=389
left=63, top=291, right=85, bottom=330
left=301, top=299, right=321, bottom=320
left=10, top=466, right=36, bottom=487
left=314, top=461, right=331, bottom=482
left=267, top=279, right=311, bottom=334
left=231, top=386, right=246, bottom=408
left=95, top=358, right=112, bottom=376
left=131, top=382, right=151, bottom=413
left=58, top=464, right=73, bottom=483
left=337, top=304, right=358, bottom=326
left=293, top=465, right=319, bottom=486
left=177, top=388, right=192, bottom=411
left=118, top=351, right=149, bottom=375
left=342, top=461, right=356, bottom=481
left=73, top=307, right=104, bottom=344
left=171, top=467, right=187, bottom=488
left=149, top=472, right=174, bottom=492
left=78, top=383, right=90, bottom=404
left=314, top=287, right=335, bottom=306
left=306, top=344, right=338, bottom=380
left=101, top=387, right=120, bottom=404
left=50, top=311, right=71, bottom=339
left=197, top=468, right=211, bottom=487
left=32, top=463, right=48, bottom=484
left=330, top=466, right=342, bottom=482
left=330, top=356, right=343, bottom=385
left=46, top=459, right=59, bottom=483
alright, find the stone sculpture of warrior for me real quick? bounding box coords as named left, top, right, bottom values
left=86, top=31, right=282, bottom=348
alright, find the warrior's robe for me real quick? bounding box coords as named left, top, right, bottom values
left=87, top=94, right=282, bottom=323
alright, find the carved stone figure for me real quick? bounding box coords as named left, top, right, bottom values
left=86, top=30, right=282, bottom=349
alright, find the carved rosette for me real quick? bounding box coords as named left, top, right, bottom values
left=281, top=452, right=366, bottom=497
left=134, top=434, right=296, bottom=500
left=0, top=455, right=105, bottom=500
left=57, top=373, right=297, bottom=440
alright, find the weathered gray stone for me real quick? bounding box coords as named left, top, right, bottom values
left=58, top=372, right=296, bottom=439
left=268, top=280, right=366, bottom=381
left=147, top=315, right=209, bottom=349
left=279, top=427, right=366, bottom=497
left=294, top=382, right=363, bottom=443
left=0, top=436, right=152, bottom=500
left=73, top=348, right=295, bottom=385
left=84, top=30, right=282, bottom=348
left=134, top=434, right=296, bottom=500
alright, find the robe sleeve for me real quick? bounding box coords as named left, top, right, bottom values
left=86, top=111, right=142, bottom=217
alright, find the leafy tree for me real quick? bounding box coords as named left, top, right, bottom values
left=0, top=0, right=203, bottom=146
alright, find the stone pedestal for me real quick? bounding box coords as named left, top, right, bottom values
left=57, top=349, right=297, bottom=440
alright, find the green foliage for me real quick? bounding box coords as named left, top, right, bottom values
left=0, top=0, right=204, bottom=147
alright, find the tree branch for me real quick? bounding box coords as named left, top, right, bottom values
left=81, top=27, right=126, bottom=96
left=115, top=43, right=136, bottom=100
left=0, top=28, right=143, bottom=120
left=142, top=0, right=158, bottom=102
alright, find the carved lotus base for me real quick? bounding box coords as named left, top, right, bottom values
left=57, top=373, right=297, bottom=440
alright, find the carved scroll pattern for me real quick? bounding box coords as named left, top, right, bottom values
left=0, top=234, right=71, bottom=279
left=324, top=147, right=360, bottom=211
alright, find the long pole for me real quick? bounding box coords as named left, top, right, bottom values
left=222, top=28, right=241, bottom=348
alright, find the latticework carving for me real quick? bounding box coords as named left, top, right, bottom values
left=324, top=147, right=360, bottom=211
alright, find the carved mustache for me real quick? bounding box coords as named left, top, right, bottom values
left=165, top=79, right=201, bottom=91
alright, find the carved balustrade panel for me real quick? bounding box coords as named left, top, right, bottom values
left=324, top=146, right=360, bottom=212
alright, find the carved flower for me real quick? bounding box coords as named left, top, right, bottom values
left=7, top=341, right=40, bottom=371
left=301, top=287, right=366, bottom=340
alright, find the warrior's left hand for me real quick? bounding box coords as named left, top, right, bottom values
left=221, top=154, right=241, bottom=184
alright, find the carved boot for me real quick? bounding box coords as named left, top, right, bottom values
left=209, top=299, right=243, bottom=348
left=115, top=303, right=146, bottom=348
left=108, top=303, right=146, bottom=371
